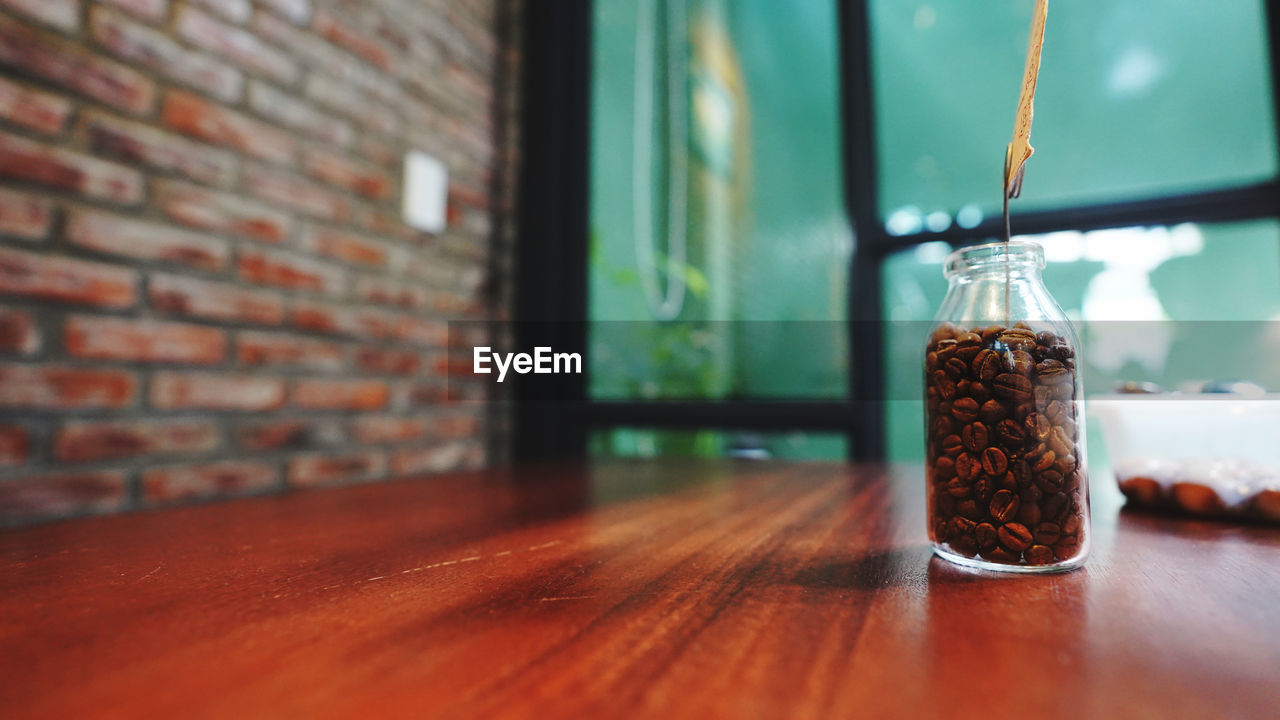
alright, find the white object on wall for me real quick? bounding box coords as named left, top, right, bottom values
left=403, top=151, right=448, bottom=234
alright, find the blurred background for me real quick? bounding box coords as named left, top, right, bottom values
left=0, top=0, right=1277, bottom=523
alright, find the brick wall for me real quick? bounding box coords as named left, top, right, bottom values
left=0, top=0, right=514, bottom=524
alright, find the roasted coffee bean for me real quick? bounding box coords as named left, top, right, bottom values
left=936, top=374, right=957, bottom=400
left=951, top=397, right=980, bottom=423
left=931, top=415, right=954, bottom=438
left=936, top=493, right=957, bottom=518
left=968, top=381, right=992, bottom=404
left=1015, top=500, right=1041, bottom=526
left=934, top=456, right=956, bottom=481
left=1043, top=492, right=1069, bottom=522
left=982, top=546, right=1020, bottom=564
left=1062, top=513, right=1083, bottom=537
left=980, top=325, right=1003, bottom=345
left=956, top=379, right=972, bottom=398
left=1049, top=343, right=1074, bottom=360
left=1012, top=458, right=1032, bottom=485
left=979, top=400, right=1008, bottom=425
left=956, top=332, right=982, bottom=347
left=954, top=452, right=980, bottom=481
left=945, top=477, right=970, bottom=498
left=956, top=344, right=982, bottom=364
left=949, top=516, right=976, bottom=538
left=1035, top=331, right=1057, bottom=347
left=972, top=475, right=996, bottom=502
left=1049, top=427, right=1073, bottom=457
left=992, top=373, right=1032, bottom=403
left=945, top=356, right=969, bottom=380
left=973, top=349, right=1001, bottom=381
left=932, top=518, right=949, bottom=542
left=981, top=447, right=1008, bottom=476
left=1033, top=522, right=1061, bottom=545
left=997, top=471, right=1019, bottom=492
left=1033, top=385, right=1053, bottom=410
left=1026, top=544, right=1054, bottom=565
left=950, top=535, right=979, bottom=557
left=975, top=522, right=998, bottom=549
left=1053, top=538, right=1081, bottom=560
left=1045, top=399, right=1070, bottom=424
left=989, top=489, right=1020, bottom=523
left=1033, top=450, right=1057, bottom=473
left=998, top=328, right=1037, bottom=350
left=995, top=419, right=1025, bottom=447
left=1009, top=350, right=1035, bottom=375
left=957, top=499, right=983, bottom=521
left=940, top=434, right=963, bottom=458
left=935, top=338, right=957, bottom=360
left=961, top=422, right=989, bottom=452
left=997, top=522, right=1033, bottom=552
left=1024, top=413, right=1051, bottom=441
left=1034, top=469, right=1064, bottom=494
left=1035, top=359, right=1070, bottom=382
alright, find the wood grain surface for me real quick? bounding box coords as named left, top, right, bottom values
left=1, top=460, right=1278, bottom=719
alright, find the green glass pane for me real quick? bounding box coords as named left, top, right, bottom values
left=881, top=219, right=1280, bottom=461
left=589, top=428, right=847, bottom=460
left=872, top=0, right=1278, bottom=227
left=589, top=0, right=849, bottom=400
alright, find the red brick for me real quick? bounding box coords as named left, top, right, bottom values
left=236, top=330, right=344, bottom=370
left=0, top=0, right=80, bottom=33
left=0, top=188, right=53, bottom=241
left=303, top=74, right=400, bottom=138
left=287, top=450, right=384, bottom=488
left=161, top=91, right=295, bottom=166
left=175, top=6, right=298, bottom=84
left=54, top=419, right=220, bottom=462
left=100, top=0, right=167, bottom=23
left=351, top=415, right=428, bottom=444
left=402, top=381, right=447, bottom=407
left=391, top=442, right=468, bottom=476
left=429, top=412, right=482, bottom=439
left=66, top=208, right=230, bottom=272
left=354, top=276, right=428, bottom=310
left=90, top=6, right=243, bottom=103
left=0, top=247, right=137, bottom=309
left=355, top=347, right=420, bottom=375
left=151, top=371, right=285, bottom=411
left=149, top=272, right=285, bottom=325
left=237, top=418, right=335, bottom=450
left=86, top=111, right=237, bottom=188
left=312, top=8, right=392, bottom=70
left=191, top=0, right=250, bottom=24
left=0, top=306, right=38, bottom=353
left=293, top=378, right=389, bottom=410
left=244, top=164, right=349, bottom=222
left=395, top=315, right=448, bottom=348
left=64, top=315, right=226, bottom=364
left=0, top=132, right=144, bottom=205
left=0, top=471, right=127, bottom=522
left=357, top=135, right=397, bottom=168
left=0, top=75, right=71, bottom=135
left=143, top=460, right=277, bottom=503
left=302, top=149, right=391, bottom=199
left=0, top=363, right=136, bottom=409
left=257, top=0, right=310, bottom=25
left=237, top=248, right=345, bottom=295
left=290, top=300, right=396, bottom=339
left=297, top=226, right=387, bottom=268
left=0, top=15, right=154, bottom=116
left=248, top=81, right=352, bottom=146
left=154, top=180, right=291, bottom=243
left=0, top=424, right=28, bottom=466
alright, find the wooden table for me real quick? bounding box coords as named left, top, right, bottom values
left=1, top=460, right=1277, bottom=719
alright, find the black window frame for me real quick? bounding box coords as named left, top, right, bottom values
left=513, top=0, right=1280, bottom=462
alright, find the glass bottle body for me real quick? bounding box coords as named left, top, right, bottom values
left=923, top=241, right=1090, bottom=572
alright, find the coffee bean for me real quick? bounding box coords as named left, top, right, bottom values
left=945, top=356, right=968, bottom=380
left=1015, top=500, right=1041, bottom=526
left=956, top=332, right=982, bottom=347
left=997, top=328, right=1037, bottom=350
left=950, top=535, right=979, bottom=557
left=961, top=422, right=989, bottom=452
left=1035, top=359, right=1070, bottom=382
left=997, top=471, right=1018, bottom=492
left=1034, top=469, right=1064, bottom=494
left=982, top=547, right=1021, bottom=564
left=989, top=489, right=1020, bottom=523
left=931, top=415, right=954, bottom=438
left=1033, top=385, right=1053, bottom=410
left=1033, top=522, right=1061, bottom=545
left=932, top=518, right=949, bottom=542
left=1043, top=492, right=1069, bottom=522
left=940, top=434, right=963, bottom=456
left=1045, top=399, right=1070, bottom=424
left=979, top=400, right=1008, bottom=425
left=975, top=522, right=998, bottom=549
left=956, top=344, right=982, bottom=364
left=992, top=373, right=1032, bottom=403
left=1024, top=413, right=1051, bottom=441
left=997, top=522, right=1033, bottom=552
left=973, top=349, right=1001, bottom=381
left=954, top=452, right=980, bottom=481
left=1033, top=450, right=1057, bottom=473
left=945, top=477, right=970, bottom=498
left=949, top=516, right=976, bottom=537
left=957, top=499, right=983, bottom=521
left=951, top=397, right=980, bottom=423
left=972, top=475, right=996, bottom=502
left=930, top=323, right=959, bottom=343
left=936, top=493, right=957, bottom=518
left=1026, top=544, right=1054, bottom=565
left=981, top=447, right=1008, bottom=476
left=936, top=374, right=957, bottom=400
left=933, top=456, right=956, bottom=481
left=969, top=381, right=992, bottom=404
left=980, top=325, right=1003, bottom=345
left=1009, top=350, right=1034, bottom=375
left=1053, top=538, right=1081, bottom=560
left=1062, top=513, right=1083, bottom=537
left=996, top=419, right=1025, bottom=447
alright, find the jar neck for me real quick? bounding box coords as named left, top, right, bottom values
left=944, top=240, right=1045, bottom=280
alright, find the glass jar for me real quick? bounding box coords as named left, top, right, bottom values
left=924, top=240, right=1090, bottom=572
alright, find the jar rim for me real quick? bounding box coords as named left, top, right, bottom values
left=944, top=240, right=1045, bottom=278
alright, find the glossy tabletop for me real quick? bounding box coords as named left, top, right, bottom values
left=1, top=460, right=1278, bottom=719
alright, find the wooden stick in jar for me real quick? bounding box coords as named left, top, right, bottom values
left=1006, top=0, right=1048, bottom=199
